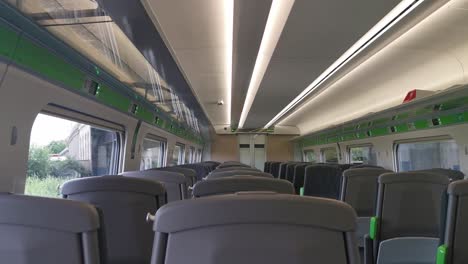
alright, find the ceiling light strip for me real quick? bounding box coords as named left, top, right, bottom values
left=238, top=0, right=295, bottom=128
left=264, top=0, right=424, bottom=129
left=225, top=0, right=234, bottom=124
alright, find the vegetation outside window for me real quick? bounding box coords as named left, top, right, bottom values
left=27, top=113, right=120, bottom=197
left=321, top=147, right=338, bottom=163
left=396, top=139, right=460, bottom=172
left=349, top=145, right=377, bottom=165
left=140, top=137, right=166, bottom=170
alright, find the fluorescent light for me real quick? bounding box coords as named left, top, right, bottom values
left=225, top=0, right=234, bottom=125
left=264, top=0, right=424, bottom=129
left=238, top=0, right=295, bottom=128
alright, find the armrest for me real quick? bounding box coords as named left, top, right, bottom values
left=364, top=234, right=374, bottom=264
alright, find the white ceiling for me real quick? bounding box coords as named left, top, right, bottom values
left=143, top=0, right=468, bottom=136
left=280, top=0, right=468, bottom=135
left=143, top=0, right=230, bottom=126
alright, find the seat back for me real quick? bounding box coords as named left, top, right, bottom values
left=192, top=176, right=295, bottom=197
left=155, top=167, right=197, bottom=186
left=341, top=168, right=393, bottom=217
left=61, top=175, right=165, bottom=264
left=293, top=163, right=309, bottom=194
left=418, top=168, right=465, bottom=182
left=279, top=162, right=293, bottom=180
left=151, top=193, right=360, bottom=264
left=304, top=164, right=343, bottom=199
left=264, top=161, right=272, bottom=173
left=210, top=166, right=259, bottom=174
left=0, top=193, right=102, bottom=264
left=351, top=164, right=384, bottom=169
left=217, top=162, right=250, bottom=169
left=286, top=162, right=301, bottom=182
left=269, top=161, right=282, bottom=178
left=440, top=180, right=468, bottom=264
left=180, top=164, right=211, bottom=181
left=371, top=172, right=449, bottom=263
left=121, top=170, right=188, bottom=202
left=206, top=170, right=274, bottom=180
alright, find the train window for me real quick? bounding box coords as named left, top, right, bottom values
left=27, top=113, right=120, bottom=197
left=140, top=136, right=166, bottom=170
left=196, top=149, right=203, bottom=162
left=321, top=147, right=338, bottom=163
left=188, top=146, right=196, bottom=163
left=349, top=145, right=377, bottom=165
left=303, top=150, right=316, bottom=162
left=171, top=143, right=185, bottom=165
left=395, top=138, right=460, bottom=172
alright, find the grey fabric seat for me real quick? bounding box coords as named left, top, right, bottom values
left=217, top=162, right=251, bottom=169
left=210, top=166, right=260, bottom=174
left=154, top=167, right=197, bottom=186
left=365, top=172, right=449, bottom=264
left=303, top=164, right=343, bottom=199
left=417, top=168, right=465, bottom=182
left=206, top=170, right=274, bottom=180
left=264, top=161, right=272, bottom=173
left=278, top=162, right=294, bottom=180
left=151, top=193, right=360, bottom=264
left=293, top=163, right=309, bottom=194
left=439, top=180, right=468, bottom=264
left=61, top=175, right=166, bottom=264
left=0, top=193, right=103, bottom=264
left=121, top=170, right=188, bottom=202
left=340, top=168, right=393, bottom=254
left=351, top=164, right=384, bottom=169
left=192, top=176, right=295, bottom=197
left=269, top=161, right=282, bottom=178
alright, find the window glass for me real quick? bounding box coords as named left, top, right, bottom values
left=27, top=113, right=120, bottom=197
left=304, top=150, right=316, bottom=162
left=188, top=147, right=196, bottom=163
left=140, top=137, right=166, bottom=170
left=171, top=144, right=185, bottom=165
left=396, top=139, right=459, bottom=172
left=349, top=145, right=377, bottom=165
left=321, top=148, right=338, bottom=163
left=197, top=149, right=203, bottom=162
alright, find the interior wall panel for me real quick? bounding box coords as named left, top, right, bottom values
left=210, top=134, right=239, bottom=162
left=266, top=135, right=294, bottom=162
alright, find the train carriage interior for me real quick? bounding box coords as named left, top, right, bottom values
left=1, top=0, right=468, bottom=263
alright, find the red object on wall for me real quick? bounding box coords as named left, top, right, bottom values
left=403, top=89, right=417, bottom=103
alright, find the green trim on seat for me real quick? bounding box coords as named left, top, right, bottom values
left=300, top=187, right=304, bottom=196
left=436, top=244, right=447, bottom=264
left=369, top=216, right=378, bottom=240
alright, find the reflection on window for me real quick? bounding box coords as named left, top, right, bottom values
left=140, top=137, right=166, bottom=170
left=349, top=146, right=376, bottom=165
left=396, top=139, right=459, bottom=172
left=304, top=150, right=316, bottom=162
left=321, top=148, right=338, bottom=163
left=27, top=113, right=120, bottom=197
left=171, top=144, right=185, bottom=165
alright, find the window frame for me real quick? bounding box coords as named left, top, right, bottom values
left=320, top=147, right=338, bottom=163
left=347, top=143, right=375, bottom=164
left=393, top=135, right=458, bottom=172
left=140, top=134, right=167, bottom=169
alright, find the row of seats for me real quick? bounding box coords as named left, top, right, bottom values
left=2, top=160, right=467, bottom=263
left=264, top=161, right=467, bottom=264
